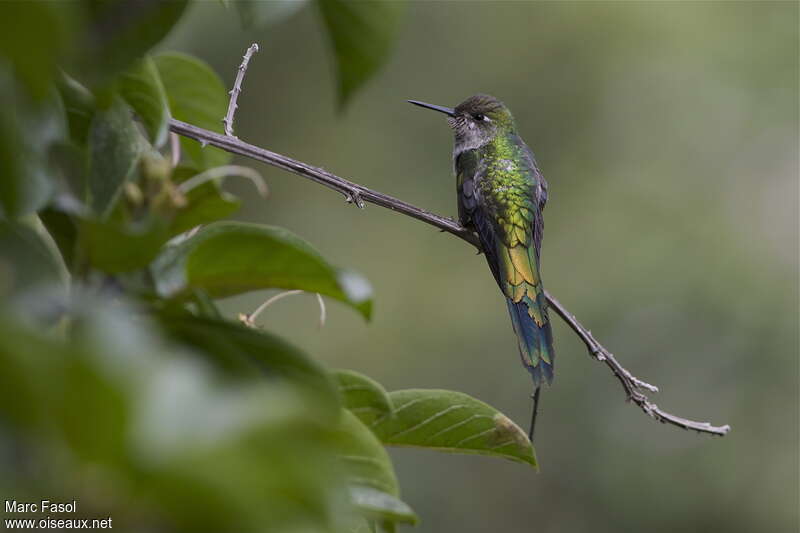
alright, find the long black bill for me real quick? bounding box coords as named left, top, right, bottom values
left=407, top=99, right=455, bottom=117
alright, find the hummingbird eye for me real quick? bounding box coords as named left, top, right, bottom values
left=473, top=113, right=485, bottom=121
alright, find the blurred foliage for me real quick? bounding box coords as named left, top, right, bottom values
left=0, top=1, right=552, bottom=532
left=154, top=52, right=231, bottom=168
left=317, top=0, right=406, bottom=107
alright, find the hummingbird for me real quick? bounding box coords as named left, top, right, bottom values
left=409, top=94, right=555, bottom=441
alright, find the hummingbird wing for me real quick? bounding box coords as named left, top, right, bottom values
left=457, top=140, right=555, bottom=385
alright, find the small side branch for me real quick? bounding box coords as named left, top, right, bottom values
left=222, top=43, right=259, bottom=137
left=166, top=118, right=730, bottom=437
left=546, top=293, right=730, bottom=436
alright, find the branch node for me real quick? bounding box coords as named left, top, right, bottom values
left=344, top=189, right=365, bottom=209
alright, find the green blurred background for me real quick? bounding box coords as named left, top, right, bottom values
left=164, top=2, right=797, bottom=532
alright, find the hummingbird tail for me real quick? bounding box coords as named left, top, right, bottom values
left=506, top=298, right=555, bottom=387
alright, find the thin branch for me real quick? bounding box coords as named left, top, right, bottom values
left=167, top=119, right=730, bottom=437
left=546, top=294, right=730, bottom=435
left=170, top=118, right=479, bottom=246
left=222, top=43, right=259, bottom=137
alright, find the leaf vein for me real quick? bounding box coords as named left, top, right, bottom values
left=387, top=404, right=470, bottom=440
left=454, top=428, right=495, bottom=447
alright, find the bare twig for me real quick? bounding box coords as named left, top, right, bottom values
left=546, top=294, right=730, bottom=435
left=223, top=43, right=259, bottom=137
left=167, top=126, right=730, bottom=437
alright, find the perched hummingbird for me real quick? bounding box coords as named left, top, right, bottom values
left=409, top=94, right=555, bottom=440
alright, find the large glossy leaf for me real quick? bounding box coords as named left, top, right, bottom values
left=154, top=52, right=230, bottom=169
left=151, top=222, right=373, bottom=319
left=335, top=369, right=394, bottom=425
left=159, top=314, right=339, bottom=404
left=372, top=389, right=538, bottom=469
left=77, top=0, right=189, bottom=84
left=86, top=95, right=142, bottom=215
left=317, top=0, right=406, bottom=107
left=118, top=56, right=170, bottom=147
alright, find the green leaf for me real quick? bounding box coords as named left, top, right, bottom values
left=77, top=0, right=189, bottom=84
left=338, top=410, right=399, bottom=495
left=189, top=289, right=223, bottom=319
left=371, top=389, right=538, bottom=469
left=0, top=303, right=347, bottom=533
left=349, top=486, right=418, bottom=526
left=80, top=218, right=169, bottom=273
left=171, top=183, right=242, bottom=235
left=335, top=369, right=394, bottom=425
left=316, top=0, right=406, bottom=107
left=0, top=72, right=64, bottom=218
left=151, top=221, right=373, bottom=320
left=0, top=218, right=67, bottom=298
left=39, top=207, right=79, bottom=270
left=0, top=2, right=75, bottom=99
left=337, top=411, right=418, bottom=527
left=149, top=384, right=346, bottom=533
left=0, top=314, right=129, bottom=466
left=57, top=73, right=96, bottom=146
left=118, top=56, right=170, bottom=147
left=154, top=52, right=231, bottom=169
left=86, top=95, right=142, bottom=215
left=159, top=314, right=339, bottom=403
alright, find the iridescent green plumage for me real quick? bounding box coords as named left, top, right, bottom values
left=410, top=94, right=555, bottom=389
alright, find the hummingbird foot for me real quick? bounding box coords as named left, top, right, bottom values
left=438, top=216, right=456, bottom=232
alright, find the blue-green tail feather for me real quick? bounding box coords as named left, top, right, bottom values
left=506, top=298, right=555, bottom=387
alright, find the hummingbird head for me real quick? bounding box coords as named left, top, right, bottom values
left=408, top=93, right=515, bottom=153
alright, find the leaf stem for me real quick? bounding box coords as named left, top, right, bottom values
left=176, top=164, right=268, bottom=197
